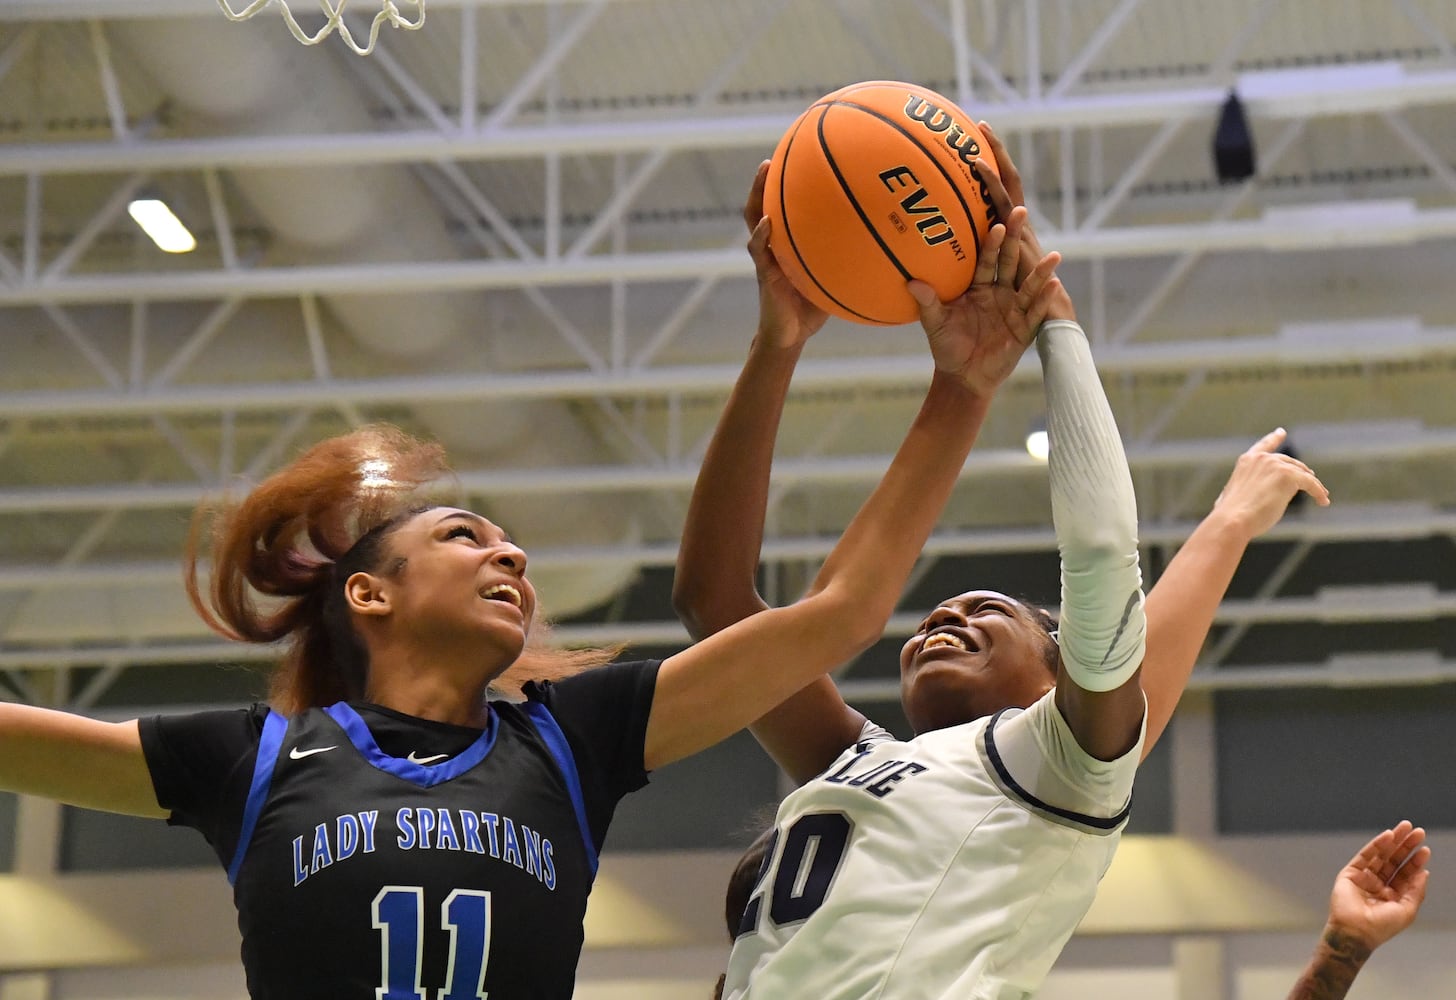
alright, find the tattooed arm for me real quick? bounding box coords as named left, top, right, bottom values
left=1286, top=822, right=1431, bottom=1000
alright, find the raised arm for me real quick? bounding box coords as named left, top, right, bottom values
left=1040, top=311, right=1148, bottom=761
left=671, top=161, right=824, bottom=642
left=1287, top=821, right=1430, bottom=1000
left=1140, top=428, right=1328, bottom=758
left=670, top=161, right=864, bottom=782
left=647, top=203, right=1064, bottom=771
left=0, top=704, right=164, bottom=817
left=978, top=118, right=1145, bottom=760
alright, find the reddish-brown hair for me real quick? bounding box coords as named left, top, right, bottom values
left=185, top=424, right=620, bottom=714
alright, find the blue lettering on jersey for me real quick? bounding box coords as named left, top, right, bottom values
left=416, top=807, right=437, bottom=848
left=337, top=813, right=360, bottom=861
left=358, top=810, right=379, bottom=853
left=865, top=761, right=928, bottom=798
left=459, top=810, right=485, bottom=854
left=481, top=813, right=501, bottom=858
left=520, top=824, right=541, bottom=878
left=501, top=817, right=523, bottom=869
left=847, top=760, right=904, bottom=787
left=822, top=750, right=874, bottom=784
left=397, top=807, right=418, bottom=849
left=436, top=809, right=461, bottom=852
left=292, top=808, right=556, bottom=889
left=291, top=810, right=379, bottom=886
left=310, top=824, right=334, bottom=873
left=541, top=838, right=556, bottom=890
left=822, top=755, right=930, bottom=799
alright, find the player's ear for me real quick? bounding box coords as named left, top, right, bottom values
left=346, top=571, right=391, bottom=617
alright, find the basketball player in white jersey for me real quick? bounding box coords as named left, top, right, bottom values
left=714, top=821, right=1430, bottom=1000
left=679, top=125, right=1330, bottom=999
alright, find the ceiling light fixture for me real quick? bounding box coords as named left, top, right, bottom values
left=127, top=198, right=197, bottom=253
left=1025, top=418, right=1049, bottom=463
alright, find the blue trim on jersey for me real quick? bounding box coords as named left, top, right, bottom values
left=323, top=702, right=499, bottom=788
left=982, top=708, right=1131, bottom=832
left=227, top=709, right=288, bottom=885
left=520, top=701, right=599, bottom=878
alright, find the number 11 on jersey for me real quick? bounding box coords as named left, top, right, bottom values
left=373, top=886, right=492, bottom=1000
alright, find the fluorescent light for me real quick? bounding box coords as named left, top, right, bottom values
left=1025, top=429, right=1049, bottom=462
left=127, top=198, right=197, bottom=253
left=1025, top=416, right=1049, bottom=463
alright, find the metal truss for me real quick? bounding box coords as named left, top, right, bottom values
left=0, top=0, right=1454, bottom=703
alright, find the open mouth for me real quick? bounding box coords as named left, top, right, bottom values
left=920, top=628, right=981, bottom=655
left=479, top=583, right=523, bottom=609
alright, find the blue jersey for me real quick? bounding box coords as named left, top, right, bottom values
left=141, top=660, right=658, bottom=1000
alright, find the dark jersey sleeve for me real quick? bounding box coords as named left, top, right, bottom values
left=137, top=704, right=270, bottom=867
left=523, top=659, right=659, bottom=852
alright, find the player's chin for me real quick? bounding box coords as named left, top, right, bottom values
left=479, top=620, right=528, bottom=664
left=903, top=666, right=986, bottom=734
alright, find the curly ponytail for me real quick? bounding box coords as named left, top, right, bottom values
left=187, top=423, right=626, bottom=713
left=185, top=425, right=450, bottom=715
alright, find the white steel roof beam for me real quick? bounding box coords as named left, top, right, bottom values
left=1, top=508, right=1452, bottom=590
left=1, top=428, right=1455, bottom=514
left=1, top=0, right=625, bottom=16
left=4, top=630, right=1455, bottom=679
left=4, top=321, right=1456, bottom=420
left=838, top=654, right=1456, bottom=701
left=5, top=202, right=1456, bottom=306
left=2, top=64, right=1455, bottom=176
left=1110, top=119, right=1307, bottom=345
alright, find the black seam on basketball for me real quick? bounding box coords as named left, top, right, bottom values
left=775, top=111, right=880, bottom=325
left=823, top=97, right=987, bottom=264
left=817, top=107, right=913, bottom=325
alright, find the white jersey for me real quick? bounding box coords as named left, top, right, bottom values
left=722, top=691, right=1144, bottom=1000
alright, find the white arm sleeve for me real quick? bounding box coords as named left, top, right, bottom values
left=1037, top=319, right=1145, bottom=692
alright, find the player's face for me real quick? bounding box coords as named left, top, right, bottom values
left=380, top=508, right=536, bottom=669
left=898, top=590, right=1057, bottom=735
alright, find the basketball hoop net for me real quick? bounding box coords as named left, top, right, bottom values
left=216, top=0, right=425, bottom=56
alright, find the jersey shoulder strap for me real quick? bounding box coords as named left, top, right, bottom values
left=519, top=701, right=598, bottom=877
left=226, top=708, right=289, bottom=884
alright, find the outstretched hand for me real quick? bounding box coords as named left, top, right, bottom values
left=1213, top=428, right=1331, bottom=537
left=744, top=160, right=829, bottom=349
left=910, top=204, right=1063, bottom=397
left=1327, top=820, right=1430, bottom=953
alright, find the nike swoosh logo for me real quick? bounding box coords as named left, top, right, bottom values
left=406, top=751, right=449, bottom=765
left=289, top=745, right=336, bottom=760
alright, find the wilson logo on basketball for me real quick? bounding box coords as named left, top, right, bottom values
left=902, top=95, right=996, bottom=220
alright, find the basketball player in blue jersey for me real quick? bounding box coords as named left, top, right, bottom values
left=679, top=124, right=1331, bottom=999
left=0, top=177, right=1066, bottom=995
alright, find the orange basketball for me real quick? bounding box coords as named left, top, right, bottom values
left=764, top=81, right=1000, bottom=326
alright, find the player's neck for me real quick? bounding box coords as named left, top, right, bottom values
left=364, top=650, right=497, bottom=728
